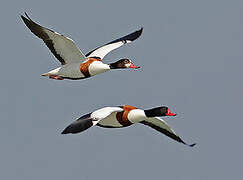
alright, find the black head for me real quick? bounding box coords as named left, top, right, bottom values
left=109, top=59, right=140, bottom=69
left=144, top=106, right=177, bottom=117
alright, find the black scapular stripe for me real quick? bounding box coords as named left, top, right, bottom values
left=21, top=13, right=66, bottom=65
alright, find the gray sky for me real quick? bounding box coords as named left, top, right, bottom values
left=0, top=0, right=243, bottom=179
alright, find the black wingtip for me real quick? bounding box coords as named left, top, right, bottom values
left=61, top=127, right=70, bottom=134
left=24, top=12, right=31, bottom=20
left=61, top=123, right=80, bottom=134
left=21, top=12, right=31, bottom=23
left=61, top=116, right=94, bottom=135
left=20, top=12, right=33, bottom=23
left=20, top=13, right=26, bottom=20
left=136, top=27, right=143, bottom=39
left=117, top=27, right=144, bottom=43
left=61, top=123, right=77, bottom=134
left=20, top=15, right=24, bottom=20
left=188, top=143, right=196, bottom=147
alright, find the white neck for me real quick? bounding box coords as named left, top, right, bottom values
left=89, top=61, right=111, bottom=76
left=127, top=109, right=147, bottom=123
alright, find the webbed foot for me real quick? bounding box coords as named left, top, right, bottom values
left=49, top=75, right=64, bottom=80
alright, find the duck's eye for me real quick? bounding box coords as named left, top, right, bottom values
left=124, top=59, right=129, bottom=63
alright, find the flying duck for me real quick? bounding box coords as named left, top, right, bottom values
left=62, top=105, right=196, bottom=147
left=21, top=13, right=142, bottom=80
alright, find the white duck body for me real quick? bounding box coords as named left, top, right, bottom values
left=42, top=63, right=84, bottom=79
left=98, top=109, right=146, bottom=127
left=42, top=60, right=110, bottom=79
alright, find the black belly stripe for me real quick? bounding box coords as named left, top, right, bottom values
left=116, top=111, right=133, bottom=127
left=96, top=124, right=124, bottom=128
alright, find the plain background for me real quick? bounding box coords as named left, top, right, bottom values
left=0, top=0, right=243, bottom=179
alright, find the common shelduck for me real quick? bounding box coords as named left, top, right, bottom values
left=21, top=13, right=142, bottom=80
left=62, top=105, right=196, bottom=147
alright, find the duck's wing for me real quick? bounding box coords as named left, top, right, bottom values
left=140, top=117, right=196, bottom=147
left=86, top=28, right=143, bottom=59
left=62, top=107, right=123, bottom=134
left=21, top=13, right=87, bottom=65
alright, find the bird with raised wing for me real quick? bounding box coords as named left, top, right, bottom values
left=62, top=105, right=196, bottom=147
left=21, top=13, right=142, bottom=80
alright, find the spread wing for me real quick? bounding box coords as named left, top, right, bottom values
left=140, top=117, right=196, bottom=147
left=21, top=13, right=87, bottom=65
left=86, top=28, right=143, bottom=59
left=62, top=107, right=123, bottom=134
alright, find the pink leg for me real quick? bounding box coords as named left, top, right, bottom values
left=49, top=75, right=64, bottom=80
